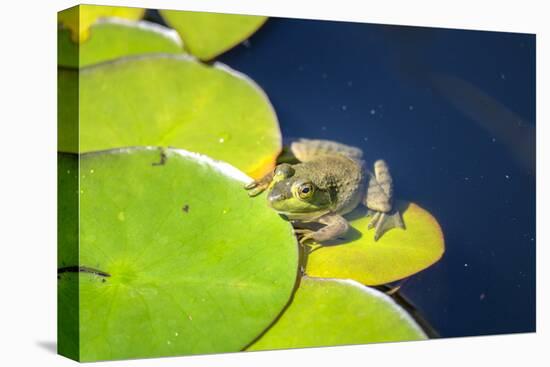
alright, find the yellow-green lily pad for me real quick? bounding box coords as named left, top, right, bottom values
left=58, top=54, right=281, bottom=179
left=58, top=19, right=184, bottom=68
left=247, top=277, right=426, bottom=351
left=57, top=148, right=299, bottom=361
left=159, top=9, right=267, bottom=60
left=58, top=4, right=145, bottom=43
left=305, top=202, right=445, bottom=285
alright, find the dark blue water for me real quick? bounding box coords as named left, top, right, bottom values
left=215, top=18, right=536, bottom=338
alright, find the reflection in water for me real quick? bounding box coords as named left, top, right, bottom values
left=382, top=26, right=535, bottom=174
left=429, top=73, right=535, bottom=174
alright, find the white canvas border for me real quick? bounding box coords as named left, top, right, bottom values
left=0, top=0, right=546, bottom=366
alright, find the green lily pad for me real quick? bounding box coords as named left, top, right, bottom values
left=58, top=54, right=281, bottom=179
left=58, top=19, right=184, bottom=68
left=159, top=9, right=267, bottom=60
left=305, top=202, right=445, bottom=285
left=57, top=154, right=79, bottom=360
left=58, top=4, right=145, bottom=43
left=58, top=154, right=79, bottom=267
left=58, top=68, right=78, bottom=154
left=247, top=277, right=426, bottom=351
left=57, top=148, right=299, bottom=361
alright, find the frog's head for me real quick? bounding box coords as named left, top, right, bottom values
left=267, top=164, right=332, bottom=218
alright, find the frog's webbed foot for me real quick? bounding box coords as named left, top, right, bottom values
left=364, top=160, right=404, bottom=241
left=367, top=209, right=404, bottom=241
left=244, top=171, right=274, bottom=197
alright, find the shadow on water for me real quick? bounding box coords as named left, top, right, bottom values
left=375, top=284, right=440, bottom=338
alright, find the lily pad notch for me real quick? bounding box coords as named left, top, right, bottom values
left=58, top=147, right=299, bottom=361
left=159, top=9, right=268, bottom=60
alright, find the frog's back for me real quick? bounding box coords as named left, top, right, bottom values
left=294, top=153, right=366, bottom=215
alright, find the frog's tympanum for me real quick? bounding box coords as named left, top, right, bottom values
left=245, top=139, right=404, bottom=243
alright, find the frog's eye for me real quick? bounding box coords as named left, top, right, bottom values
left=297, top=182, right=314, bottom=199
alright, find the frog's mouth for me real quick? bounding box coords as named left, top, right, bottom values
left=267, top=189, right=330, bottom=218
left=266, top=190, right=294, bottom=211
left=274, top=209, right=330, bottom=221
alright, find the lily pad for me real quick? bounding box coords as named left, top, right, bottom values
left=57, top=154, right=79, bottom=360
left=57, top=148, right=299, bottom=361
left=58, top=4, right=145, bottom=43
left=305, top=202, right=445, bottom=285
left=247, top=277, right=426, bottom=351
left=58, top=19, right=183, bottom=68
left=160, top=9, right=267, bottom=60
left=58, top=69, right=78, bottom=154
left=58, top=54, right=281, bottom=179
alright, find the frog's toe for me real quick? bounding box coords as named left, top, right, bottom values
left=246, top=187, right=264, bottom=197
left=293, top=228, right=312, bottom=243
left=373, top=212, right=386, bottom=241
left=244, top=181, right=267, bottom=197
left=244, top=181, right=257, bottom=190
left=367, top=212, right=381, bottom=229
left=298, top=232, right=315, bottom=245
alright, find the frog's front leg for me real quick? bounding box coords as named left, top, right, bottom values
left=244, top=170, right=274, bottom=197
left=296, top=214, right=349, bottom=245
left=364, top=160, right=404, bottom=241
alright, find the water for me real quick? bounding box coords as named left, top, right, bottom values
left=216, top=18, right=536, bottom=338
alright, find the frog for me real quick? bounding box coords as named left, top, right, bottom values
left=244, top=138, right=404, bottom=244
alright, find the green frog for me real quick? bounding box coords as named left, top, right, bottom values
left=245, top=139, right=404, bottom=243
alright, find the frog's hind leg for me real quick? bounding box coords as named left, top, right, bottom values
left=296, top=214, right=349, bottom=245
left=290, top=139, right=363, bottom=162
left=365, top=160, right=393, bottom=213
left=364, top=160, right=404, bottom=241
